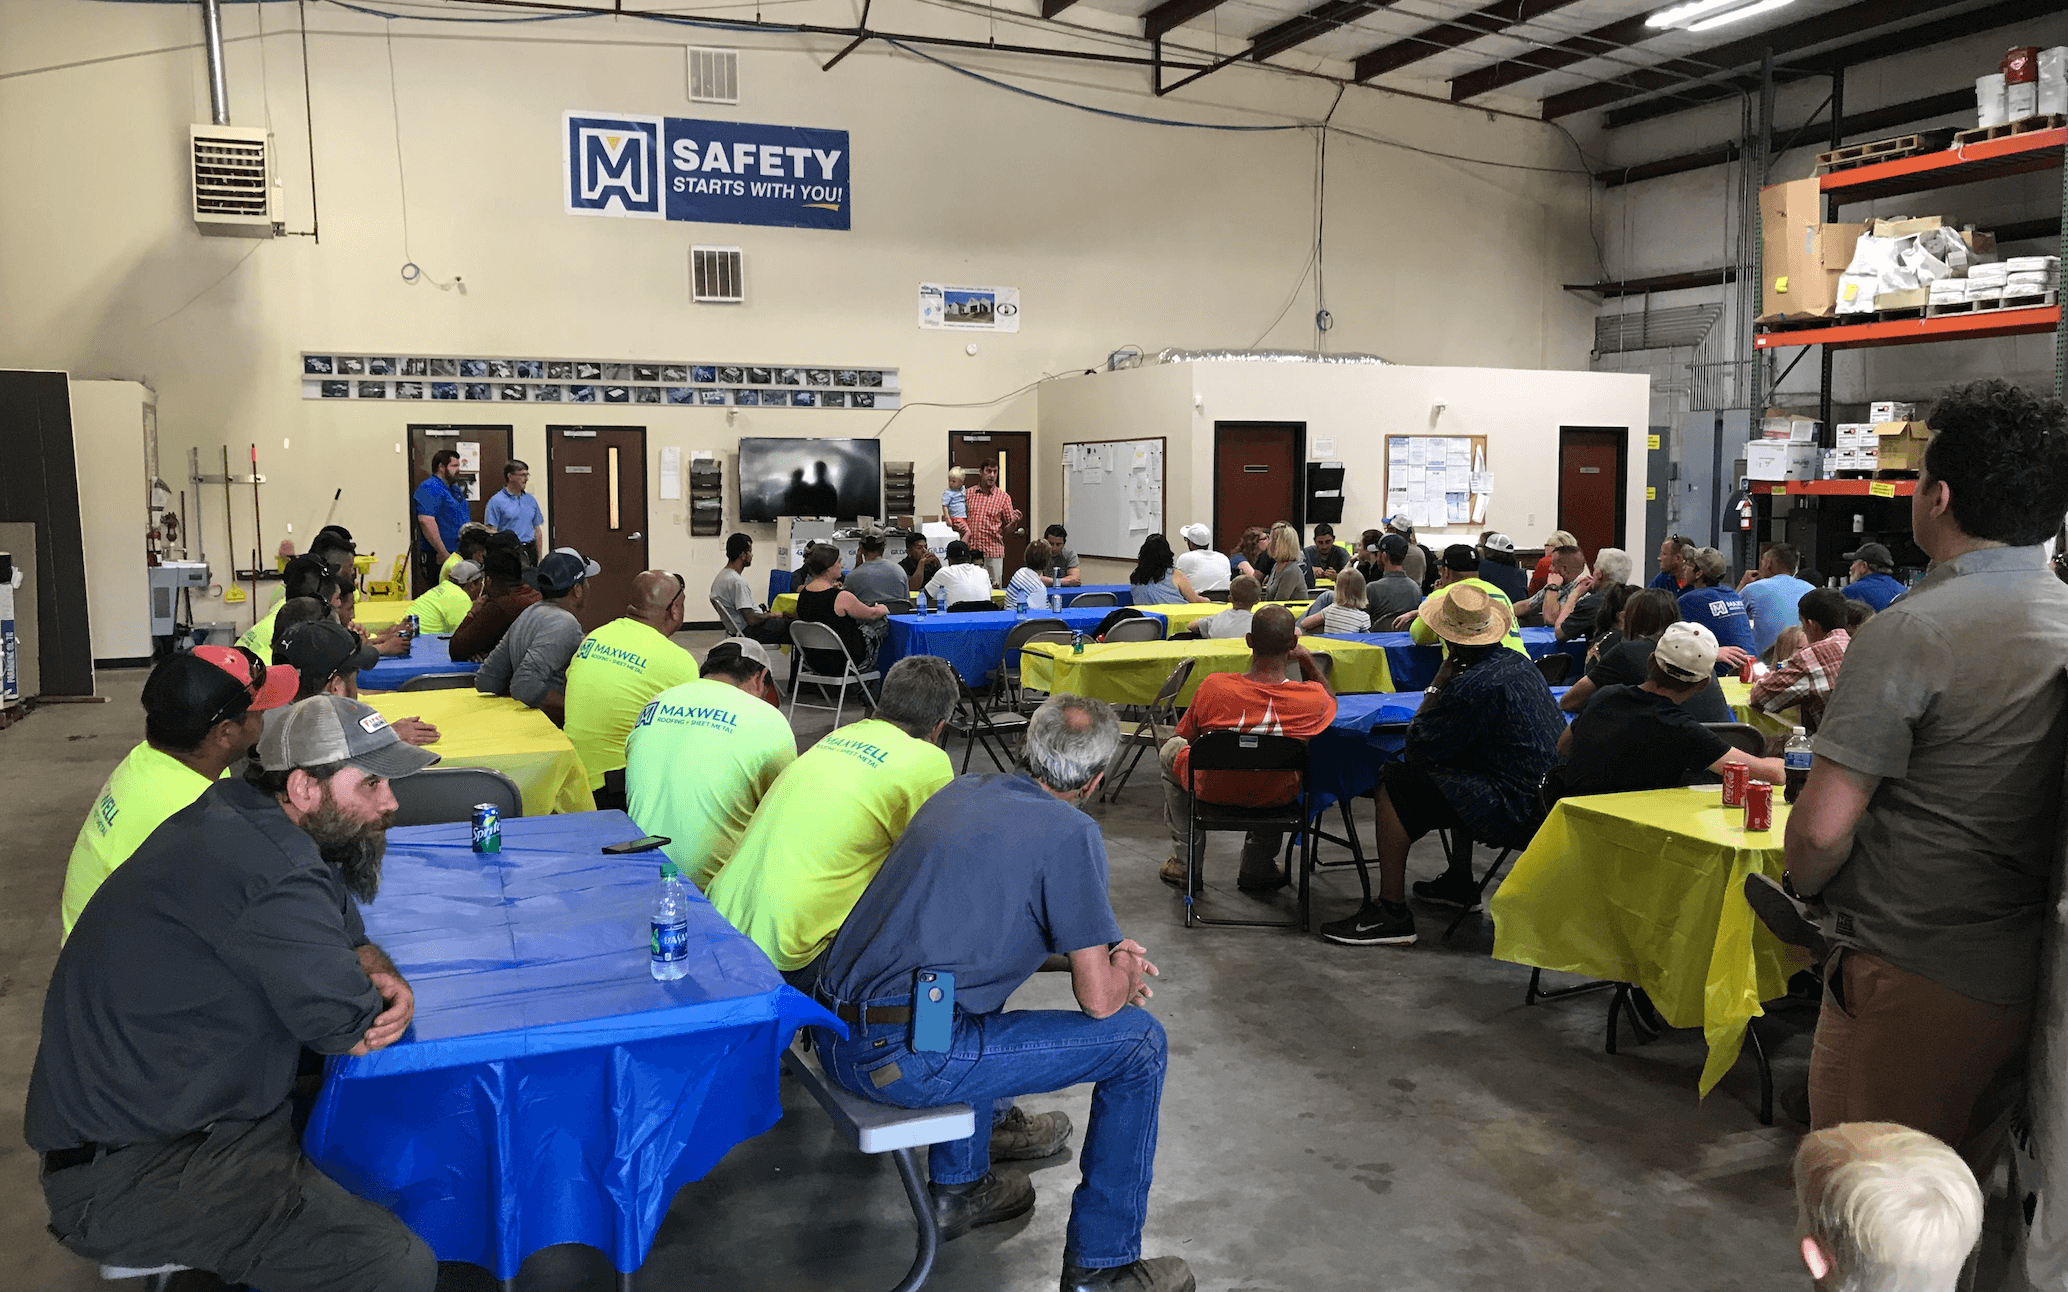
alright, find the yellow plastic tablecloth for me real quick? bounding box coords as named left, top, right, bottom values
left=1719, top=678, right=1798, bottom=742
left=1019, top=636, right=1392, bottom=706
left=1136, top=601, right=1314, bottom=633
left=361, top=690, right=597, bottom=817
left=773, top=588, right=1003, bottom=615
left=354, top=602, right=410, bottom=631
left=1490, top=787, right=1808, bottom=1095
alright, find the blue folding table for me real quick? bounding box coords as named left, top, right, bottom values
left=303, top=811, right=835, bottom=1286
left=879, top=606, right=1167, bottom=686
left=1318, top=627, right=1590, bottom=692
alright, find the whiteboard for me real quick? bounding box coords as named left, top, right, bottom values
left=1062, top=437, right=1165, bottom=562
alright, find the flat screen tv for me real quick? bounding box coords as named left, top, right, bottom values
left=736, top=437, right=882, bottom=522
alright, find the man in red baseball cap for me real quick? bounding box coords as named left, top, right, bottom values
left=58, top=646, right=298, bottom=940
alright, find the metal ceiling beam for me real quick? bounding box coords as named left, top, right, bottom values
left=1537, top=0, right=1989, bottom=119
left=1142, top=0, right=1233, bottom=41
left=1596, top=89, right=1966, bottom=187
left=1244, top=0, right=1393, bottom=63
left=1449, top=0, right=1960, bottom=104
left=1564, top=268, right=1738, bottom=297
left=1041, top=0, right=1080, bottom=16
left=1351, top=0, right=1587, bottom=83
left=1597, top=0, right=2059, bottom=128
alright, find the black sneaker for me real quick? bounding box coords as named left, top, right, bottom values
left=1745, top=872, right=1828, bottom=959
left=1411, top=873, right=1482, bottom=911
left=1318, top=901, right=1418, bottom=946
left=1061, top=1257, right=1196, bottom=1291
left=931, top=1169, right=1035, bottom=1240
left=991, top=1105, right=1073, bottom=1160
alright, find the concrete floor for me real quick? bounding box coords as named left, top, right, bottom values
left=2, top=649, right=1815, bottom=1292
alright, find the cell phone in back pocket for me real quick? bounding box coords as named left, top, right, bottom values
left=913, top=970, right=955, bottom=1053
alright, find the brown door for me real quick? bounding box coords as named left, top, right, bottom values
left=948, top=431, right=1031, bottom=551
left=406, top=425, right=511, bottom=593
left=1212, top=423, right=1302, bottom=553
left=547, top=426, right=648, bottom=632
left=1557, top=427, right=1628, bottom=564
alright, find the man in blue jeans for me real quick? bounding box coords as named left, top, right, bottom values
left=812, top=695, right=1191, bottom=1292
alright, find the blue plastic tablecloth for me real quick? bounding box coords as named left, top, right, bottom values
left=302, top=811, right=835, bottom=1279
left=881, top=606, right=1166, bottom=686
left=1308, top=688, right=1570, bottom=811
left=1050, top=583, right=1134, bottom=607
left=357, top=635, right=476, bottom=690
left=767, top=568, right=793, bottom=600
left=1317, top=627, right=1588, bottom=692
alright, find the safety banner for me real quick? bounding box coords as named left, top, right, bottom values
left=564, top=111, right=850, bottom=231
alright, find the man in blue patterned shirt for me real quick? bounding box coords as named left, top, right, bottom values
left=1319, top=584, right=1566, bottom=947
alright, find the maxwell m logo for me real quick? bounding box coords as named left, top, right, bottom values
left=565, top=113, right=663, bottom=218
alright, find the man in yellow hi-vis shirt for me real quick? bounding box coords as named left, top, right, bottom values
left=563, top=570, right=699, bottom=809
left=61, top=647, right=300, bottom=939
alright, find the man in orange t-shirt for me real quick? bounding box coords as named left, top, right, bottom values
left=1158, top=605, right=1336, bottom=894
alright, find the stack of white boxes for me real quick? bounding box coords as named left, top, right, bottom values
left=1824, top=402, right=1915, bottom=479
left=1750, top=413, right=1822, bottom=482
left=2005, top=255, right=2060, bottom=304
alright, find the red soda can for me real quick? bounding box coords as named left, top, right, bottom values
left=1740, top=657, right=1756, bottom=684
left=1744, top=780, right=1774, bottom=831
left=1721, top=762, right=1747, bottom=808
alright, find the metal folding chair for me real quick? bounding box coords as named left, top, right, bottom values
left=991, top=618, right=1069, bottom=710
left=1069, top=591, right=1118, bottom=606
left=1102, top=617, right=1164, bottom=643
left=1099, top=658, right=1195, bottom=803
left=1180, top=731, right=1312, bottom=931
left=946, top=675, right=1031, bottom=773
left=786, top=621, right=881, bottom=727
left=1534, top=653, right=1573, bottom=685
left=389, top=766, right=524, bottom=827
left=1705, top=722, right=1769, bottom=757
left=709, top=597, right=749, bottom=637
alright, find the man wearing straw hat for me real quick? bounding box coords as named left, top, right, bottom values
left=1318, top=585, right=1565, bottom=947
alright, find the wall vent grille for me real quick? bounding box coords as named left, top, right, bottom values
left=687, top=47, right=739, bottom=104
left=692, top=246, right=745, bottom=303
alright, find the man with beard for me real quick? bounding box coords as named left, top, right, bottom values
left=25, top=695, right=441, bottom=1291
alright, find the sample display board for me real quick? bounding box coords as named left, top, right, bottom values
left=1382, top=435, right=1492, bottom=531
left=1063, top=438, right=1164, bottom=561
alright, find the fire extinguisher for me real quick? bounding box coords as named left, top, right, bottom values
left=1738, top=495, right=1754, bottom=532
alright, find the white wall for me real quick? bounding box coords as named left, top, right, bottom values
left=2, top=0, right=1604, bottom=627
left=1037, top=360, right=1650, bottom=576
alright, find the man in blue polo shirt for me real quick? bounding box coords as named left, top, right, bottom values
left=1841, top=542, right=1907, bottom=611
left=483, top=459, right=546, bottom=565
left=1678, top=547, right=1755, bottom=669
left=1737, top=542, right=1816, bottom=657
left=411, top=449, right=471, bottom=591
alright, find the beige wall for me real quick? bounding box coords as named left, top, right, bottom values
left=2, top=0, right=1600, bottom=627
left=70, top=380, right=156, bottom=660
left=1037, top=361, right=1651, bottom=577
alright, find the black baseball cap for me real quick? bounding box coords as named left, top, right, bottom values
left=1378, top=533, right=1411, bottom=562
left=945, top=540, right=971, bottom=562
left=539, top=547, right=601, bottom=596
left=1843, top=542, right=1894, bottom=570
left=1440, top=543, right=1479, bottom=572
left=146, top=646, right=300, bottom=730
left=276, top=620, right=378, bottom=691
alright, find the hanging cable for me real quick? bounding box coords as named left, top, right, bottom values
left=384, top=20, right=459, bottom=289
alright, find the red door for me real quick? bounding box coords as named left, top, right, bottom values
left=1213, top=423, right=1300, bottom=553
left=1557, top=428, right=1626, bottom=563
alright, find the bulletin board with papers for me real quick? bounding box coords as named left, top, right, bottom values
left=1382, top=435, right=1492, bottom=532
left=1062, top=438, right=1165, bottom=561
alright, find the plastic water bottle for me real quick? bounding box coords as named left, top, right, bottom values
left=1014, top=587, right=1028, bottom=617
left=1783, top=726, right=1813, bottom=803
left=650, top=860, right=690, bottom=981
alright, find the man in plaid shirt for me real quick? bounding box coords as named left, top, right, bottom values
left=962, top=461, right=1024, bottom=583
left=1750, top=586, right=1852, bottom=732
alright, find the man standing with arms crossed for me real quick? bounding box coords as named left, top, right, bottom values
left=483, top=459, right=546, bottom=565
left=963, top=460, right=1024, bottom=585
left=412, top=449, right=470, bottom=594
left=1785, top=380, right=2068, bottom=1176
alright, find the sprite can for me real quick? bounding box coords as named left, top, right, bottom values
left=471, top=803, right=502, bottom=853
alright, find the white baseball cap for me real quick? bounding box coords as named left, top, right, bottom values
left=1481, top=532, right=1516, bottom=554
left=1653, top=621, right=1719, bottom=682
left=711, top=636, right=773, bottom=670
left=1179, top=523, right=1213, bottom=548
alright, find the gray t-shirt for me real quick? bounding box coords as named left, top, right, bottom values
left=26, top=780, right=378, bottom=1149
left=819, top=773, right=1123, bottom=1016
left=844, top=558, right=911, bottom=606
left=711, top=566, right=761, bottom=612
left=476, top=599, right=585, bottom=707
left=1045, top=545, right=1079, bottom=578
left=1195, top=606, right=1254, bottom=639
left=1365, top=570, right=1424, bottom=624
left=1814, top=545, right=2068, bottom=1004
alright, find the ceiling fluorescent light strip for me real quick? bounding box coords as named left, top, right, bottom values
left=1687, top=0, right=1793, bottom=30
left=1645, top=0, right=1745, bottom=28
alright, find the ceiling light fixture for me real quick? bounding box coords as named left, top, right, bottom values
left=1645, top=0, right=1793, bottom=30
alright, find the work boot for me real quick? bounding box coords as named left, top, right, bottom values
left=1744, top=873, right=1829, bottom=960
left=1158, top=857, right=1197, bottom=893
left=991, top=1105, right=1073, bottom=1160
left=1061, top=1256, right=1197, bottom=1291
left=931, top=1169, right=1035, bottom=1240
left=1236, top=843, right=1288, bottom=892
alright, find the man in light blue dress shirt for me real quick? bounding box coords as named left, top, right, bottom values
left=483, top=459, right=546, bottom=565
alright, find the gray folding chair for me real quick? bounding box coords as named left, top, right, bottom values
left=1069, top=591, right=1118, bottom=607
left=709, top=597, right=749, bottom=637
left=1705, top=722, right=1770, bottom=757
left=1289, top=652, right=1333, bottom=684
left=878, top=598, right=914, bottom=616
left=1102, top=617, right=1164, bottom=643
left=946, top=675, right=1032, bottom=773
left=992, top=617, right=1069, bottom=710
left=1099, top=658, right=1195, bottom=803
left=397, top=671, right=479, bottom=692
left=388, top=766, right=524, bottom=827
left=787, top=621, right=881, bottom=727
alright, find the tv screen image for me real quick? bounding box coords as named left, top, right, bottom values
left=737, top=437, right=881, bottom=522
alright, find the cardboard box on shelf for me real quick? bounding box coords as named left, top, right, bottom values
left=1760, top=177, right=1868, bottom=322
left=1875, top=420, right=1933, bottom=471
left=1747, top=441, right=1822, bottom=481
left=1762, top=413, right=1820, bottom=442
left=1869, top=401, right=1916, bottom=423
left=1871, top=215, right=1950, bottom=238
left=1876, top=287, right=1931, bottom=311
